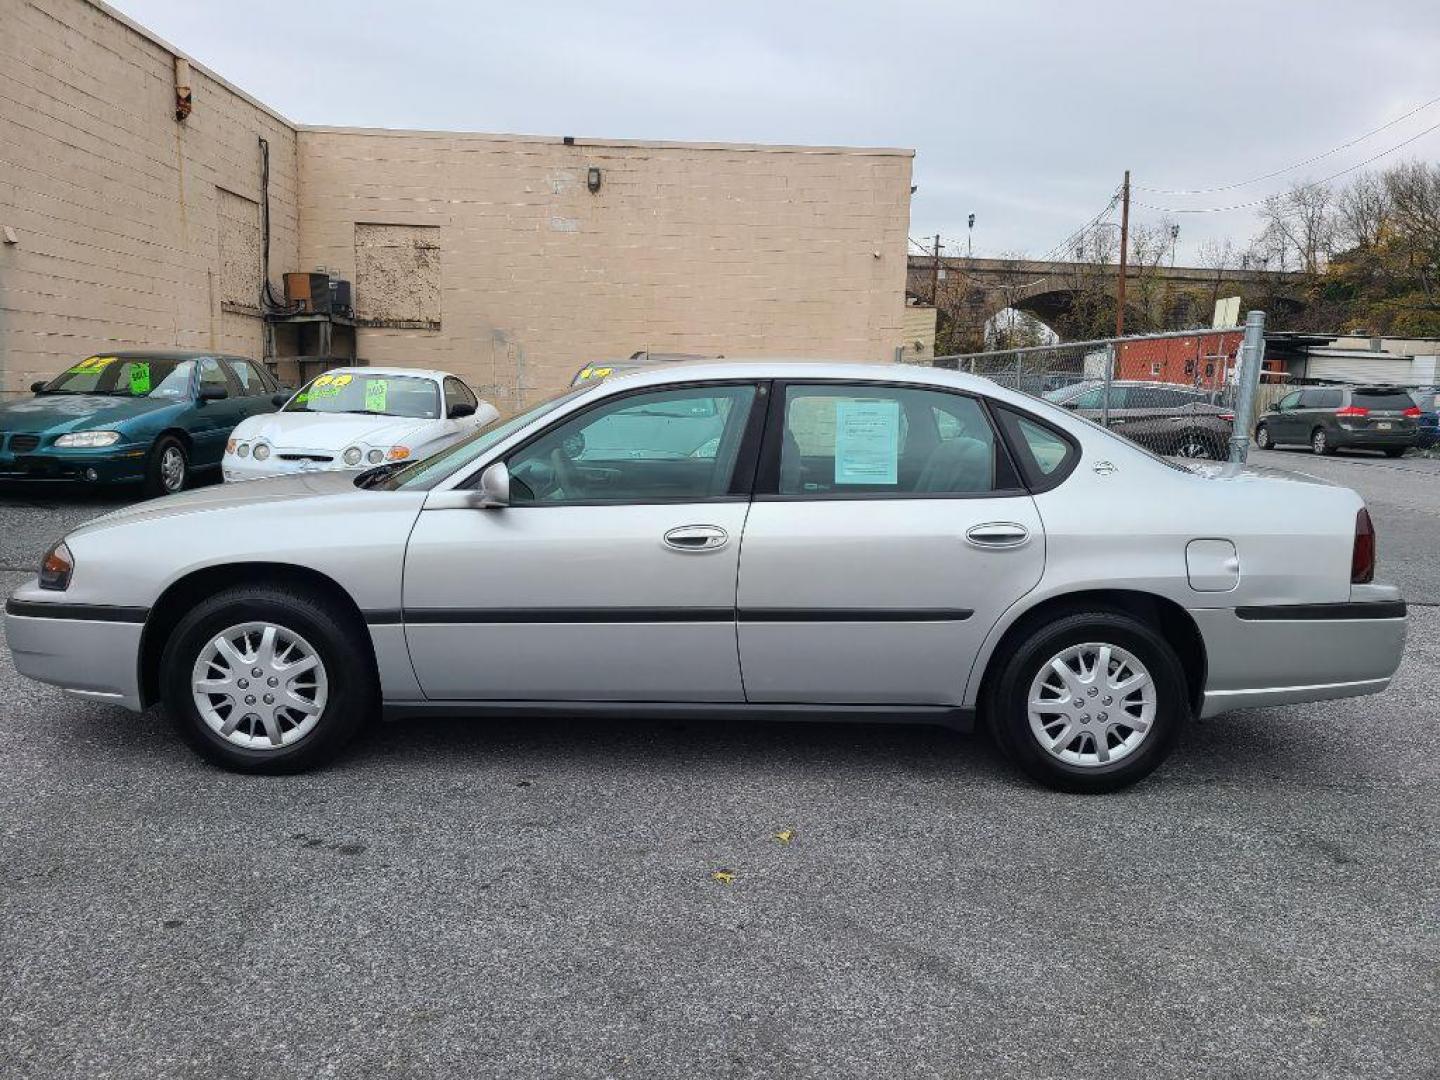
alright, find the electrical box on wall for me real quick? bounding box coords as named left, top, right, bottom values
left=284, top=272, right=332, bottom=313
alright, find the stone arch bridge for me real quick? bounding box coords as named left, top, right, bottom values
left=906, top=255, right=1303, bottom=341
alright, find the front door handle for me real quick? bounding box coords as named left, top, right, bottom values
left=663, top=524, right=729, bottom=552
left=965, top=522, right=1030, bottom=549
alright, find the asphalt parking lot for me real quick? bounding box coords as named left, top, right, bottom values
left=1, top=455, right=1437, bottom=1080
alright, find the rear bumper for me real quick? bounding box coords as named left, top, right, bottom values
left=1330, top=426, right=1418, bottom=448
left=4, top=597, right=145, bottom=710
left=1190, top=593, right=1406, bottom=718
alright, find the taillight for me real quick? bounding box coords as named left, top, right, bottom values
left=1402, top=406, right=1422, bottom=418
left=1218, top=412, right=1235, bottom=422
left=1352, top=508, right=1375, bottom=584
left=1335, top=405, right=1369, bottom=417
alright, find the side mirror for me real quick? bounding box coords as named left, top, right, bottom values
left=30, top=380, right=47, bottom=394
left=272, top=392, right=290, bottom=408
left=448, top=402, right=477, bottom=420
left=198, top=385, right=228, bottom=403
left=476, top=461, right=510, bottom=508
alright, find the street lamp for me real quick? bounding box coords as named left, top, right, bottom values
left=1170, top=224, right=1180, bottom=267
left=967, top=213, right=975, bottom=259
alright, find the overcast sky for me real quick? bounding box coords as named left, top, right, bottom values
left=117, top=0, right=1440, bottom=266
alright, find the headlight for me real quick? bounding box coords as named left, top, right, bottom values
left=39, top=541, right=73, bottom=591
left=237, top=443, right=250, bottom=458
left=387, top=446, right=411, bottom=461
left=252, top=443, right=271, bottom=461
left=343, top=446, right=362, bottom=466
left=366, top=449, right=384, bottom=464
left=54, top=431, right=121, bottom=448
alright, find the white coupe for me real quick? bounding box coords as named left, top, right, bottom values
left=223, top=367, right=498, bottom=481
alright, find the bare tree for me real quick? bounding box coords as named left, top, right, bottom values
left=1258, top=182, right=1336, bottom=275
left=1335, top=171, right=1392, bottom=251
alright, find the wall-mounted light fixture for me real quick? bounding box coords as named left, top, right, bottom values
left=174, top=56, right=192, bottom=121
left=587, top=167, right=602, bottom=194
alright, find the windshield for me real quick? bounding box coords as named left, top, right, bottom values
left=1042, top=383, right=1092, bottom=403
left=368, top=385, right=591, bottom=490
left=285, top=372, right=440, bottom=418
left=40, top=356, right=194, bottom=399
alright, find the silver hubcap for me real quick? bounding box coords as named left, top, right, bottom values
left=1313, top=432, right=1325, bottom=452
left=191, top=622, right=329, bottom=750
left=1257, top=427, right=1269, bottom=447
left=161, top=446, right=186, bottom=491
left=1179, top=439, right=1207, bottom=458
left=1028, top=642, right=1157, bottom=768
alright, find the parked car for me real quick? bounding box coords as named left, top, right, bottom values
left=1042, top=380, right=1234, bottom=459
left=0, top=351, right=282, bottom=495
left=4, top=362, right=1405, bottom=792
left=571, top=351, right=722, bottom=386
left=1254, top=385, right=1420, bottom=457
left=1409, top=388, right=1438, bottom=449
left=223, top=367, right=498, bottom=481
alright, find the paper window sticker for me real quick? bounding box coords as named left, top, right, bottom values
left=834, top=400, right=901, bottom=485
left=128, top=362, right=151, bottom=395
left=364, top=379, right=389, bottom=412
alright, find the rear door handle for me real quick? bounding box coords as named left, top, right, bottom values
left=663, top=525, right=729, bottom=552
left=965, top=522, right=1030, bottom=548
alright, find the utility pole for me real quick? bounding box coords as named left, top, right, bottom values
left=1115, top=170, right=1130, bottom=337
left=930, top=234, right=943, bottom=305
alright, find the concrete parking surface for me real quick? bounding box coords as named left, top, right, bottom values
left=1, top=456, right=1437, bottom=1079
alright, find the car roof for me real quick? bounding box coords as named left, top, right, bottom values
left=82, top=350, right=251, bottom=361
left=589, top=359, right=1041, bottom=405
left=317, top=366, right=453, bottom=382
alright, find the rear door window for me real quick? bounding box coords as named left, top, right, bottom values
left=772, top=384, right=1012, bottom=497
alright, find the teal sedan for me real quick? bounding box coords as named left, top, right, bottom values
left=0, top=351, right=284, bottom=495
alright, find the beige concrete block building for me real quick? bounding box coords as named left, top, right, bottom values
left=0, top=0, right=914, bottom=406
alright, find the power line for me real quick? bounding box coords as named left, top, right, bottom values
left=1135, top=116, right=1440, bottom=215
left=1138, top=92, right=1440, bottom=195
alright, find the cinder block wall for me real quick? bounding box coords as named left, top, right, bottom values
left=298, top=128, right=912, bottom=409
left=0, top=0, right=300, bottom=392
left=0, top=0, right=912, bottom=405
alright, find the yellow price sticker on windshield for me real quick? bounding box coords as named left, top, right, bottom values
left=68, top=356, right=116, bottom=375
left=310, top=373, right=353, bottom=398
left=128, top=362, right=151, bottom=395
left=578, top=366, right=613, bottom=381
left=364, top=379, right=388, bottom=412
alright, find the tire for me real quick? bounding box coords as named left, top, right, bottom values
left=160, top=584, right=377, bottom=773
left=1176, top=431, right=1225, bottom=460
left=1383, top=448, right=1406, bottom=458
left=1311, top=427, right=1334, bottom=456
left=145, top=435, right=189, bottom=496
left=1254, top=423, right=1272, bottom=451
left=986, top=610, right=1189, bottom=794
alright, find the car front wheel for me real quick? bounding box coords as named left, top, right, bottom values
left=1254, top=423, right=1272, bottom=450
left=1176, top=431, right=1225, bottom=459
left=987, top=611, right=1189, bottom=793
left=160, top=585, right=377, bottom=773
left=145, top=436, right=189, bottom=496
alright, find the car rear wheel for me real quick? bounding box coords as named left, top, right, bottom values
left=160, top=585, right=376, bottom=773
left=1254, top=422, right=1272, bottom=450
left=1176, top=431, right=1225, bottom=459
left=1311, top=428, right=1334, bottom=456
left=145, top=436, right=189, bottom=496
left=987, top=611, right=1189, bottom=793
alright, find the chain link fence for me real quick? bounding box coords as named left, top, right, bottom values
left=931, top=325, right=1266, bottom=462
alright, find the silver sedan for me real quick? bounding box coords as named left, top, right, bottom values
left=4, top=362, right=1407, bottom=791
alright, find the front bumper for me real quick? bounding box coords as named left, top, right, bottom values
left=4, top=596, right=145, bottom=710
left=0, top=446, right=149, bottom=483
left=222, top=453, right=362, bottom=482
left=1191, top=588, right=1407, bottom=718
